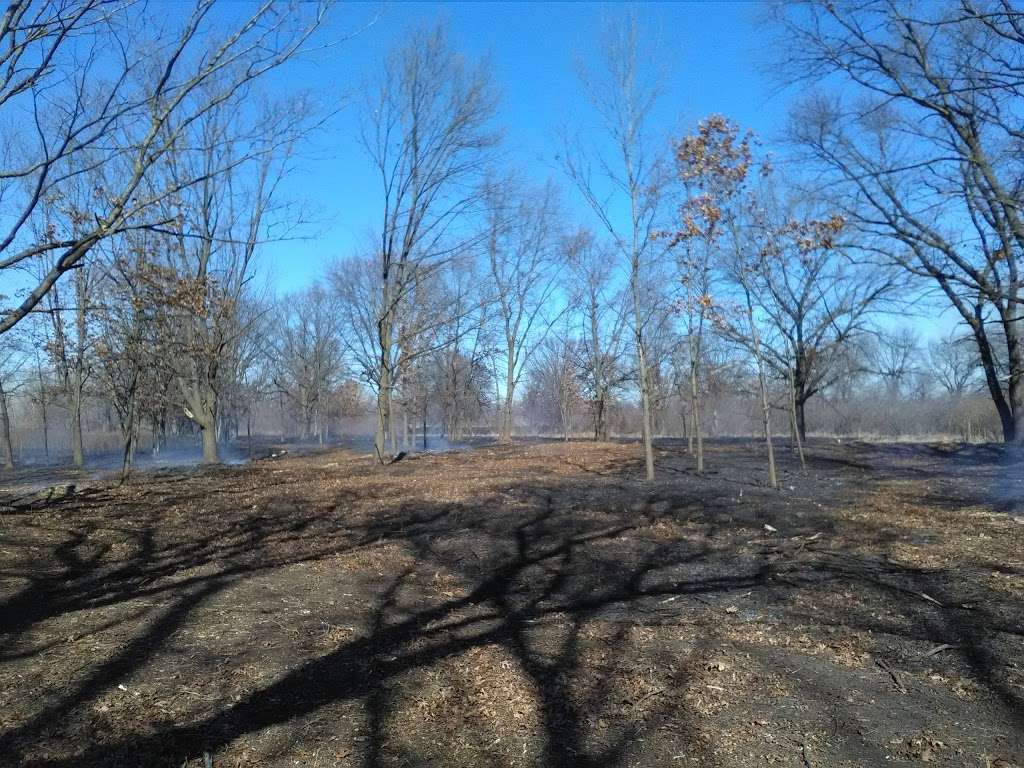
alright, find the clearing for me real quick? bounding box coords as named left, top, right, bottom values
left=1, top=440, right=1022, bottom=767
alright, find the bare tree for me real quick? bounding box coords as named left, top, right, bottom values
left=0, top=1, right=328, bottom=336
left=359, top=23, right=499, bottom=461
left=751, top=203, right=889, bottom=441
left=525, top=335, right=583, bottom=441
left=483, top=179, right=564, bottom=444
left=563, top=12, right=668, bottom=479
left=137, top=98, right=298, bottom=463
left=333, top=251, right=481, bottom=450
left=40, top=258, right=96, bottom=467
left=866, top=327, right=921, bottom=398
left=930, top=330, right=981, bottom=396
left=775, top=0, right=1024, bottom=442
left=565, top=230, right=628, bottom=442
left=94, top=246, right=156, bottom=480
left=434, top=261, right=493, bottom=442
left=272, top=285, right=345, bottom=443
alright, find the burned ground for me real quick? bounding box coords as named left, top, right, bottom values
left=0, top=440, right=1022, bottom=767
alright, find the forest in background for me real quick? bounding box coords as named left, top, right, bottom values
left=0, top=1, right=1021, bottom=485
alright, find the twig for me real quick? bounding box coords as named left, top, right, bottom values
left=633, top=687, right=667, bottom=707
left=874, top=658, right=906, bottom=693
left=921, top=643, right=958, bottom=657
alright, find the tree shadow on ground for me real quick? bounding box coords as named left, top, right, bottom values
left=0, top=441, right=1021, bottom=767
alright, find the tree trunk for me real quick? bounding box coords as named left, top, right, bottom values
left=789, top=368, right=806, bottom=471
left=375, top=373, right=391, bottom=461
left=499, top=397, right=513, bottom=444
left=70, top=381, right=84, bottom=468
left=0, top=377, right=14, bottom=470
left=689, top=353, right=704, bottom=474
left=594, top=391, right=609, bottom=441
left=632, top=269, right=655, bottom=481
left=36, top=360, right=49, bottom=461
left=201, top=421, right=219, bottom=464
left=686, top=405, right=693, bottom=452
left=636, top=345, right=656, bottom=480
left=389, top=407, right=398, bottom=453
left=561, top=382, right=570, bottom=441
left=1003, top=311, right=1024, bottom=444
left=589, top=297, right=609, bottom=443
left=792, top=348, right=809, bottom=442
left=184, top=386, right=220, bottom=464
left=119, top=399, right=137, bottom=484
left=970, top=304, right=1015, bottom=442
left=71, top=270, right=88, bottom=468
left=375, top=316, right=393, bottom=462
left=499, top=346, right=515, bottom=444
left=749, top=321, right=777, bottom=489
left=759, top=374, right=778, bottom=490
left=40, top=396, right=49, bottom=461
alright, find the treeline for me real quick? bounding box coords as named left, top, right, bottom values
left=1, top=2, right=1022, bottom=486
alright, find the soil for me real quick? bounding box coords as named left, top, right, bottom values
left=1, top=439, right=1022, bottom=767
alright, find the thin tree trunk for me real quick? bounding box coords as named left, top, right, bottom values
left=630, top=274, right=655, bottom=481
left=756, top=358, right=778, bottom=489
left=375, top=318, right=392, bottom=462
left=119, top=395, right=137, bottom=484
left=0, top=377, right=14, bottom=470
left=689, top=354, right=704, bottom=474
left=747, top=306, right=778, bottom=490
left=36, top=358, right=49, bottom=461
left=589, top=296, right=609, bottom=442
left=71, top=270, right=88, bottom=468
left=561, top=378, right=570, bottom=441
left=687, top=405, right=694, bottom=452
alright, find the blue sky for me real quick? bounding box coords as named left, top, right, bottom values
left=263, top=1, right=790, bottom=293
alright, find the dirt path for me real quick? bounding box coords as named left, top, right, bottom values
left=0, top=440, right=1021, bottom=767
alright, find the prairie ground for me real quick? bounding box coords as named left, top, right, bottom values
left=1, top=439, right=1022, bottom=767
